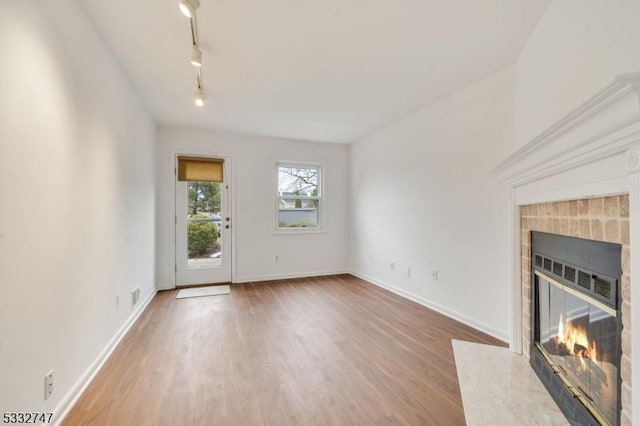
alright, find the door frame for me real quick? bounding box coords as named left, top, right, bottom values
left=171, top=150, right=236, bottom=287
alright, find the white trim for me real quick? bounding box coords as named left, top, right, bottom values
left=509, top=188, right=523, bottom=354
left=155, top=283, right=174, bottom=291
left=515, top=180, right=629, bottom=207
left=350, top=271, right=509, bottom=343
left=52, top=290, right=157, bottom=425
left=271, top=229, right=328, bottom=235
left=233, top=269, right=348, bottom=284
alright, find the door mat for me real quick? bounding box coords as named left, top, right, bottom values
left=176, top=285, right=230, bottom=299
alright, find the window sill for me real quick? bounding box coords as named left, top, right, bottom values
left=271, top=228, right=327, bottom=235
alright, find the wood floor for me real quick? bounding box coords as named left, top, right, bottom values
left=63, top=274, right=505, bottom=426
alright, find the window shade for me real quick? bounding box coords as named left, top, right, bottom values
left=177, top=156, right=224, bottom=182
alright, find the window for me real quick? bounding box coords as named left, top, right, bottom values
left=276, top=163, right=322, bottom=230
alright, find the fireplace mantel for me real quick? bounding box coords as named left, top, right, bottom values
left=495, top=73, right=640, bottom=188
left=494, top=72, right=640, bottom=425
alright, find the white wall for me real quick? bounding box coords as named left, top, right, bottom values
left=350, top=68, right=514, bottom=341
left=0, top=0, right=156, bottom=419
left=156, top=128, right=349, bottom=287
left=514, top=0, right=640, bottom=146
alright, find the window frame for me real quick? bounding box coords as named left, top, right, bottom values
left=274, top=161, right=324, bottom=233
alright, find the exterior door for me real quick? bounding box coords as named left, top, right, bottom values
left=175, top=155, right=231, bottom=286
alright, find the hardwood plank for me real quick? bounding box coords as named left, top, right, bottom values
left=63, top=274, right=505, bottom=426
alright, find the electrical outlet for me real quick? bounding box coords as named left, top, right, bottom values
left=115, top=292, right=120, bottom=308
left=432, top=269, right=439, bottom=281
left=390, top=261, right=395, bottom=271
left=44, top=371, right=54, bottom=400
left=406, top=267, right=411, bottom=278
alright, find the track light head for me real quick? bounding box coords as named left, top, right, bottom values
left=179, top=0, right=200, bottom=18
left=190, top=45, right=202, bottom=67
left=194, top=89, right=206, bottom=107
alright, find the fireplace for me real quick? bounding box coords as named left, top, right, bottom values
left=494, top=75, right=640, bottom=425
left=531, top=231, right=622, bottom=425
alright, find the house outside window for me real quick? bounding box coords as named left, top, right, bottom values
left=276, top=163, right=322, bottom=231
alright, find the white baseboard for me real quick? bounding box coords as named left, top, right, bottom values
left=52, top=289, right=157, bottom=425
left=234, top=269, right=348, bottom=284
left=155, top=283, right=174, bottom=291
left=350, top=271, right=509, bottom=343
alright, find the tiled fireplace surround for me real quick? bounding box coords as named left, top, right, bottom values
left=495, top=73, right=640, bottom=425
left=520, top=196, right=631, bottom=423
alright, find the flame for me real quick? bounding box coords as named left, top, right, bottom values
left=556, top=314, right=598, bottom=368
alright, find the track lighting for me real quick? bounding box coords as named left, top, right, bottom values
left=190, top=45, right=202, bottom=67
left=179, top=0, right=200, bottom=18
left=194, top=89, right=206, bottom=107
left=178, top=0, right=208, bottom=106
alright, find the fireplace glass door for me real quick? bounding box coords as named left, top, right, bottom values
left=536, top=272, right=619, bottom=425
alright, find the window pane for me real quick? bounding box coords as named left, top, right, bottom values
left=278, top=198, right=319, bottom=228
left=278, top=166, right=319, bottom=197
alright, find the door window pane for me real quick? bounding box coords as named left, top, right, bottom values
left=187, top=181, right=222, bottom=269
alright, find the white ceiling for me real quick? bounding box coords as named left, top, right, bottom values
left=78, top=0, right=549, bottom=143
